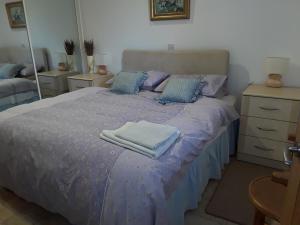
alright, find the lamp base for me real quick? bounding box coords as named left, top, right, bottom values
left=97, top=65, right=107, bottom=75
left=265, top=74, right=283, bottom=88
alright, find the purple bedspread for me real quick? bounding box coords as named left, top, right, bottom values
left=0, top=88, right=239, bottom=225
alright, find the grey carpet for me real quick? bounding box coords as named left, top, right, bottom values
left=206, top=160, right=276, bottom=225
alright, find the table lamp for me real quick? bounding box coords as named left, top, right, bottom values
left=264, top=57, right=289, bottom=88
left=56, top=51, right=67, bottom=71
left=95, top=53, right=112, bottom=75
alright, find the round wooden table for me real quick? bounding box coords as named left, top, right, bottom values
left=249, top=176, right=286, bottom=225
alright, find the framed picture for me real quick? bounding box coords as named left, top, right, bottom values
left=150, top=0, right=190, bottom=21
left=5, top=1, right=26, bottom=28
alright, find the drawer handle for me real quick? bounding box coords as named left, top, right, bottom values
left=257, top=127, right=277, bottom=132
left=254, top=145, right=274, bottom=152
left=259, top=106, right=280, bottom=111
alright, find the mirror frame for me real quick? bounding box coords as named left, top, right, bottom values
left=22, top=0, right=42, bottom=100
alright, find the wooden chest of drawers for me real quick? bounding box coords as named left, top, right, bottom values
left=238, top=85, right=300, bottom=168
left=68, top=74, right=113, bottom=92
left=38, top=70, right=79, bottom=98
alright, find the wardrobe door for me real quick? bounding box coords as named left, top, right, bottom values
left=0, top=0, right=40, bottom=112
left=24, top=0, right=83, bottom=99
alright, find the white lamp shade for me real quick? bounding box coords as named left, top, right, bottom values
left=55, top=51, right=67, bottom=63
left=264, top=57, right=290, bottom=76
left=95, top=53, right=112, bottom=66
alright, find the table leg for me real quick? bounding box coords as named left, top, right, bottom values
left=254, top=209, right=265, bottom=225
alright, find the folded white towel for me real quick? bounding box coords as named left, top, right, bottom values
left=100, top=130, right=180, bottom=158
left=115, top=120, right=179, bottom=150
left=100, top=121, right=181, bottom=159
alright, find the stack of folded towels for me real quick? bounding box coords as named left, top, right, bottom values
left=100, top=121, right=181, bottom=159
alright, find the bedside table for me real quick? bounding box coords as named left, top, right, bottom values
left=38, top=70, right=78, bottom=98
left=67, top=73, right=113, bottom=92
left=238, top=84, right=300, bottom=169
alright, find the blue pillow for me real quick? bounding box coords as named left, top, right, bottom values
left=111, top=72, right=147, bottom=94
left=0, top=64, right=25, bottom=79
left=157, top=78, right=207, bottom=104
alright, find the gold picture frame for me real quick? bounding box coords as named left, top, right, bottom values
left=5, top=1, right=26, bottom=29
left=150, top=0, right=190, bottom=21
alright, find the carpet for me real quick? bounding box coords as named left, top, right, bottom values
left=206, top=160, right=276, bottom=225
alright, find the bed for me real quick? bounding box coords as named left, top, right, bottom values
left=0, top=50, right=239, bottom=225
left=0, top=47, right=48, bottom=111
left=0, top=78, right=39, bottom=111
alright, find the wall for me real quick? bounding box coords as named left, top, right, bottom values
left=79, top=0, right=300, bottom=97
left=25, top=0, right=82, bottom=70
left=0, top=0, right=29, bottom=48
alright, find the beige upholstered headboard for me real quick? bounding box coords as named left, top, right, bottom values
left=122, top=49, right=229, bottom=75
left=32, top=48, right=49, bottom=71
left=0, top=47, right=49, bottom=71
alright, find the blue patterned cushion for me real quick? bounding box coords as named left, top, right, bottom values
left=111, top=72, right=147, bottom=94
left=0, top=64, right=25, bottom=79
left=157, top=78, right=207, bottom=104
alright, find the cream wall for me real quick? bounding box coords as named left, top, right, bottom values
left=0, top=0, right=29, bottom=48
left=79, top=0, right=300, bottom=96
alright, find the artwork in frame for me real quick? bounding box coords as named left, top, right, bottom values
left=5, top=1, right=26, bottom=29
left=150, top=0, right=190, bottom=21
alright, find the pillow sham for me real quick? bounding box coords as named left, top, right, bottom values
left=106, top=71, right=169, bottom=91
left=143, top=71, right=169, bottom=91
left=154, top=74, right=227, bottom=97
left=154, top=74, right=203, bottom=93
left=111, top=71, right=147, bottom=94
left=0, top=64, right=25, bottom=79
left=202, top=75, right=227, bottom=97
left=157, top=78, right=207, bottom=104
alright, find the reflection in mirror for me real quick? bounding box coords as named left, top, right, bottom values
left=0, top=0, right=40, bottom=111
left=25, top=0, right=82, bottom=98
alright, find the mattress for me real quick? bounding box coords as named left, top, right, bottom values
left=0, top=87, right=239, bottom=225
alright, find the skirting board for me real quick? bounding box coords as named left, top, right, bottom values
left=237, top=153, right=288, bottom=170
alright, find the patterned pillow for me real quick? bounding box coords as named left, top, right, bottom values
left=111, top=72, right=148, bottom=94
left=154, top=75, right=204, bottom=93
left=157, top=78, right=207, bottom=104
left=154, top=74, right=227, bottom=98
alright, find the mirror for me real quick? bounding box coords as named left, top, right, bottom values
left=0, top=0, right=40, bottom=111
left=24, top=0, right=82, bottom=98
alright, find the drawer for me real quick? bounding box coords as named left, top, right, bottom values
left=40, top=88, right=57, bottom=98
left=241, top=96, right=300, bottom=122
left=68, top=79, right=91, bottom=91
left=238, top=135, right=290, bottom=161
left=38, top=76, right=56, bottom=90
left=240, top=116, right=296, bottom=142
